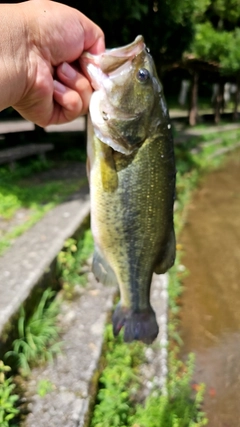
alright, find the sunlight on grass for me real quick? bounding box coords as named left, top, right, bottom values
left=0, top=160, right=87, bottom=255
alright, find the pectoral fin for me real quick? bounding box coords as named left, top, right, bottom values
left=99, top=143, right=118, bottom=192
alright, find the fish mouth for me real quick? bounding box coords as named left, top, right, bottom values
left=81, top=36, right=147, bottom=155
left=80, top=35, right=145, bottom=89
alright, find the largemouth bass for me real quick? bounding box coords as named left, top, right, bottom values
left=81, top=35, right=176, bottom=344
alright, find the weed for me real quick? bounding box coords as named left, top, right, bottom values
left=0, top=360, right=19, bottom=427
left=90, top=321, right=207, bottom=427
left=132, top=375, right=207, bottom=426
left=57, top=229, right=94, bottom=298
left=90, top=324, right=144, bottom=427
left=6, top=289, right=62, bottom=376
left=0, top=176, right=82, bottom=219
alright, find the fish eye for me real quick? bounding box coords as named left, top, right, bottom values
left=137, top=68, right=150, bottom=83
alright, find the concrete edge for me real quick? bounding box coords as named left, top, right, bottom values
left=0, top=193, right=90, bottom=337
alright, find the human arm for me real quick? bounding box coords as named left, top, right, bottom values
left=0, top=0, right=105, bottom=126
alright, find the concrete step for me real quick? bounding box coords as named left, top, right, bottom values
left=0, top=186, right=90, bottom=337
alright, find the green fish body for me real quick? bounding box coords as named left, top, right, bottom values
left=81, top=36, right=176, bottom=344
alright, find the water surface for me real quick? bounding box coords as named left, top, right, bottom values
left=179, top=149, right=240, bottom=426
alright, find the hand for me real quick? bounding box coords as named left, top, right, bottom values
left=0, top=1, right=105, bottom=127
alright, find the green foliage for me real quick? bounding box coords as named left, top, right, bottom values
left=190, top=0, right=240, bottom=75
left=132, top=356, right=207, bottom=427
left=220, top=28, right=240, bottom=73
left=0, top=361, right=19, bottom=427
left=90, top=323, right=207, bottom=427
left=196, top=129, right=240, bottom=162
left=57, top=230, right=94, bottom=297
left=192, top=21, right=240, bottom=74
left=90, top=324, right=144, bottom=427
left=165, top=0, right=210, bottom=24
left=78, top=0, right=202, bottom=63
left=211, top=0, right=240, bottom=24
left=192, top=22, right=231, bottom=62
left=6, top=289, right=61, bottom=376
left=0, top=360, right=11, bottom=383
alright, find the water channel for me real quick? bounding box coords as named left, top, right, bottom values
left=179, top=148, right=240, bottom=426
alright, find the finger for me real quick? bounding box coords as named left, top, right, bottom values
left=52, top=80, right=90, bottom=124
left=78, top=11, right=105, bottom=54
left=56, top=62, right=92, bottom=113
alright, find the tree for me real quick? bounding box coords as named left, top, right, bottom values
left=190, top=1, right=240, bottom=122
left=63, top=0, right=208, bottom=66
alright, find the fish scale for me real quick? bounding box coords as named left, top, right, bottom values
left=82, top=35, right=176, bottom=344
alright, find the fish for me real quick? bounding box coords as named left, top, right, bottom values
left=80, top=35, right=176, bottom=344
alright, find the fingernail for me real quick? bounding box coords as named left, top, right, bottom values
left=61, top=62, right=77, bottom=79
left=53, top=80, right=66, bottom=93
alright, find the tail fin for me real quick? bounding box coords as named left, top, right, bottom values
left=112, top=304, right=159, bottom=345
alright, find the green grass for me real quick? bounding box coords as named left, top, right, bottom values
left=57, top=229, right=94, bottom=298
left=0, top=159, right=87, bottom=255
left=6, top=289, right=62, bottom=376
left=90, top=325, right=145, bottom=427
left=131, top=355, right=207, bottom=427
left=174, top=127, right=240, bottom=180
left=90, top=321, right=207, bottom=427
left=0, top=288, right=62, bottom=423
